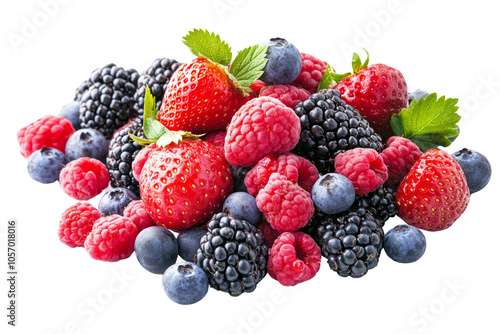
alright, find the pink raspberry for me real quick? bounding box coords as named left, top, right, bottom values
left=202, top=130, right=226, bottom=153
left=245, top=153, right=319, bottom=196
left=59, top=157, right=109, bottom=200
left=224, top=97, right=301, bottom=167
left=58, top=202, right=102, bottom=248
left=255, top=173, right=314, bottom=233
left=267, top=232, right=321, bottom=286
left=84, top=215, right=138, bottom=262
left=256, top=218, right=281, bottom=249
left=17, top=115, right=75, bottom=158
left=123, top=200, right=155, bottom=232
left=334, top=148, right=388, bottom=195
left=291, top=53, right=329, bottom=94
left=259, top=85, right=310, bottom=109
left=132, top=143, right=156, bottom=181
left=380, top=136, right=423, bottom=188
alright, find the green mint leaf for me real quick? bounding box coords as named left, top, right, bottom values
left=390, top=92, right=461, bottom=152
left=143, top=86, right=167, bottom=141
left=229, top=44, right=268, bottom=88
left=182, top=29, right=232, bottom=66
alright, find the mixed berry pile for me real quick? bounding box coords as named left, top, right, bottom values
left=18, top=29, right=492, bottom=304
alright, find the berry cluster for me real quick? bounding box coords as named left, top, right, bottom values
left=18, top=29, right=492, bottom=305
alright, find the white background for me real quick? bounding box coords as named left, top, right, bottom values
left=2, top=1, right=499, bottom=333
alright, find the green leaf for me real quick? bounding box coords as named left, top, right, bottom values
left=129, top=133, right=156, bottom=147
left=182, top=29, right=232, bottom=66
left=318, top=64, right=335, bottom=91
left=229, top=44, right=268, bottom=88
left=390, top=92, right=461, bottom=152
left=143, top=86, right=167, bottom=141
left=351, top=49, right=369, bottom=73
left=156, top=130, right=204, bottom=148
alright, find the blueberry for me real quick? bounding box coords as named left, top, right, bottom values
left=231, top=166, right=251, bottom=193
left=311, top=173, right=355, bottom=215
left=27, top=147, right=68, bottom=184
left=260, top=38, right=302, bottom=85
left=98, top=187, right=138, bottom=216
left=408, top=89, right=429, bottom=104
left=162, top=261, right=209, bottom=305
left=384, top=224, right=426, bottom=263
left=177, top=227, right=207, bottom=262
left=58, top=101, right=81, bottom=130
left=135, top=226, right=178, bottom=274
left=451, top=148, right=491, bottom=194
left=65, top=128, right=109, bottom=163
left=222, top=192, right=261, bottom=225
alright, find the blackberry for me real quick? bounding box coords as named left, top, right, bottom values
left=195, top=213, right=268, bottom=297
left=315, top=209, right=384, bottom=278
left=74, top=79, right=91, bottom=102
left=106, top=119, right=145, bottom=197
left=350, top=185, right=397, bottom=226
left=293, top=89, right=384, bottom=174
left=79, top=64, right=140, bottom=139
left=133, top=58, right=180, bottom=122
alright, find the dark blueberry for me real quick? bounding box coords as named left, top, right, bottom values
left=231, top=166, right=251, bottom=193
left=27, top=147, right=68, bottom=184
left=98, top=187, right=138, bottom=216
left=451, top=148, right=491, bottom=194
left=177, top=227, right=208, bottom=262
left=260, top=38, right=302, bottom=85
left=223, top=192, right=261, bottom=226
left=311, top=173, right=355, bottom=215
left=384, top=224, right=426, bottom=263
left=135, top=226, right=178, bottom=275
left=58, top=101, right=81, bottom=130
left=408, top=89, right=429, bottom=104
left=162, top=262, right=208, bottom=305
left=65, top=128, right=109, bottom=163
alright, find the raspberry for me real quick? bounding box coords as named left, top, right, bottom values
left=17, top=115, right=75, bottom=158
left=255, top=173, right=314, bottom=233
left=291, top=53, right=329, bottom=94
left=84, top=215, right=139, bottom=262
left=256, top=219, right=281, bottom=249
left=202, top=131, right=226, bottom=153
left=380, top=136, right=423, bottom=188
left=244, top=153, right=319, bottom=196
left=123, top=200, right=155, bottom=232
left=267, top=232, right=321, bottom=286
left=224, top=97, right=301, bottom=167
left=131, top=143, right=156, bottom=181
left=259, top=85, right=310, bottom=109
left=58, top=202, right=102, bottom=248
left=334, top=148, right=388, bottom=195
left=59, top=157, right=110, bottom=200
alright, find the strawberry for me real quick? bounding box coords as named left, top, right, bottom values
left=396, top=148, right=470, bottom=232
left=140, top=137, right=233, bottom=232
left=323, top=50, right=408, bottom=141
left=157, top=29, right=269, bottom=134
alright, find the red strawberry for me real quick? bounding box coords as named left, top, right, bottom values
left=331, top=50, right=408, bottom=141
left=396, top=149, right=470, bottom=232
left=157, top=58, right=250, bottom=134
left=139, top=137, right=233, bottom=232
left=157, top=29, right=269, bottom=134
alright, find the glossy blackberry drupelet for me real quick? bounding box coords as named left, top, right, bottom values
left=314, top=209, right=384, bottom=278
left=133, top=58, right=180, bottom=122
left=79, top=64, right=139, bottom=139
left=350, top=185, right=397, bottom=226
left=106, top=120, right=145, bottom=197
left=74, top=79, right=91, bottom=102
left=293, top=89, right=384, bottom=174
left=195, top=213, right=268, bottom=296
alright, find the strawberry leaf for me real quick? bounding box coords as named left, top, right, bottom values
left=183, top=29, right=232, bottom=66
left=143, top=86, right=167, bottom=141
left=129, top=133, right=156, bottom=147
left=229, top=44, right=268, bottom=89
left=318, top=64, right=337, bottom=91
left=390, top=93, right=461, bottom=152
left=156, top=130, right=204, bottom=148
